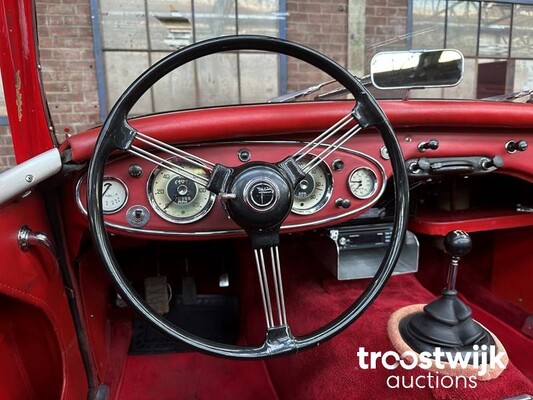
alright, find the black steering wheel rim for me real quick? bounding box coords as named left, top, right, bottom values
left=87, top=35, right=409, bottom=359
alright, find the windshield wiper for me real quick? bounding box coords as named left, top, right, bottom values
left=483, top=89, right=533, bottom=102
left=268, top=79, right=336, bottom=103
left=268, top=75, right=370, bottom=103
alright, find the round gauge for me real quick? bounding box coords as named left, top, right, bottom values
left=102, top=177, right=128, bottom=214
left=147, top=160, right=215, bottom=224
left=292, top=157, right=333, bottom=215
left=348, top=167, right=378, bottom=199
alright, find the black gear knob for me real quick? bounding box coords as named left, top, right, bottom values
left=444, top=230, right=472, bottom=258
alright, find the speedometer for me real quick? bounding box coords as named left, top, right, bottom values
left=292, top=157, right=333, bottom=215
left=147, top=159, right=215, bottom=224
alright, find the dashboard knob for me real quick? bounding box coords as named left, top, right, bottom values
left=444, top=230, right=472, bottom=258
left=418, top=139, right=439, bottom=152
left=506, top=140, right=528, bottom=153
left=331, top=159, right=344, bottom=171
left=481, top=155, right=504, bottom=170
left=335, top=198, right=351, bottom=209
left=128, top=164, right=143, bottom=178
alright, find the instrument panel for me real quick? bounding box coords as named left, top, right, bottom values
left=75, top=141, right=387, bottom=238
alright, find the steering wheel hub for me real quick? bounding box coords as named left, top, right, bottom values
left=226, top=163, right=293, bottom=239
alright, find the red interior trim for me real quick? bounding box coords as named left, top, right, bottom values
left=65, top=101, right=533, bottom=163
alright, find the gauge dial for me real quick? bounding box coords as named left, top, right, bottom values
left=348, top=167, right=378, bottom=199
left=102, top=177, right=128, bottom=214
left=148, top=160, right=215, bottom=224
left=292, top=157, right=333, bottom=215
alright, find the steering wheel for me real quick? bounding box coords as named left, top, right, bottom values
left=87, top=35, right=409, bottom=359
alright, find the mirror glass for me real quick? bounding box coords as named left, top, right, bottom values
left=370, top=49, right=464, bottom=90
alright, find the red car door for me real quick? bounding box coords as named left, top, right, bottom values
left=0, top=1, right=90, bottom=398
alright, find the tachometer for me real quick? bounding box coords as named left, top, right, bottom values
left=292, top=157, right=333, bottom=215
left=147, top=159, right=215, bottom=224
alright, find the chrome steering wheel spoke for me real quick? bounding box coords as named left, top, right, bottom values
left=293, top=110, right=361, bottom=174
left=121, top=122, right=215, bottom=189
left=254, top=245, right=288, bottom=329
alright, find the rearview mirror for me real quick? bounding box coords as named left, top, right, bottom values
left=370, top=49, right=464, bottom=90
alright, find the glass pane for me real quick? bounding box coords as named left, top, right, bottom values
left=152, top=52, right=199, bottom=112
left=99, top=0, right=148, bottom=50
left=148, top=0, right=193, bottom=51
left=239, top=53, right=279, bottom=103
left=511, top=5, right=533, bottom=59
left=512, top=59, right=533, bottom=92
left=479, top=2, right=511, bottom=58
left=237, top=0, right=281, bottom=36
left=196, top=53, right=239, bottom=107
left=446, top=1, right=479, bottom=57
left=104, top=51, right=153, bottom=116
left=411, top=0, right=446, bottom=50
left=444, top=58, right=477, bottom=99
left=194, top=0, right=237, bottom=42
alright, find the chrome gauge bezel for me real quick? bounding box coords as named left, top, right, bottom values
left=291, top=156, right=333, bottom=215
left=102, top=176, right=129, bottom=214
left=146, top=159, right=216, bottom=224
left=348, top=166, right=378, bottom=200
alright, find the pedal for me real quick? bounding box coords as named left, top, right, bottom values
left=219, top=271, right=229, bottom=288
left=182, top=275, right=197, bottom=305
left=144, top=275, right=170, bottom=315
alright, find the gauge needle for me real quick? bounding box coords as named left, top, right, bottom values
left=163, top=195, right=178, bottom=210
left=102, top=182, right=112, bottom=196
left=352, top=180, right=362, bottom=190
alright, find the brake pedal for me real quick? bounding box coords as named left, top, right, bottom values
left=144, top=275, right=170, bottom=315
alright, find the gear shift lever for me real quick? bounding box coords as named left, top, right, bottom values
left=399, top=230, right=495, bottom=361
left=444, top=230, right=472, bottom=292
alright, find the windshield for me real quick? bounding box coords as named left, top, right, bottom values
left=36, top=0, right=533, bottom=138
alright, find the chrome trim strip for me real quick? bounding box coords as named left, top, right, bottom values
left=75, top=140, right=387, bottom=237
left=0, top=148, right=62, bottom=207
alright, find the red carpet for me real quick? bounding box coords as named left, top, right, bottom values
left=113, top=243, right=533, bottom=399
left=117, top=353, right=278, bottom=400
left=240, top=246, right=533, bottom=400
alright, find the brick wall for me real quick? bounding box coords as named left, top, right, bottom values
left=0, top=126, right=14, bottom=173
left=286, top=0, right=349, bottom=91
left=0, top=0, right=407, bottom=171
left=36, top=0, right=100, bottom=143
left=364, top=0, right=408, bottom=74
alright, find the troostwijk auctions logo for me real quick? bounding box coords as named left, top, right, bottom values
left=356, top=345, right=507, bottom=389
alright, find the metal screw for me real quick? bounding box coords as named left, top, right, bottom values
left=25, top=174, right=34, bottom=183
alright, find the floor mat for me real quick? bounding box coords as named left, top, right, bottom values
left=129, top=294, right=239, bottom=354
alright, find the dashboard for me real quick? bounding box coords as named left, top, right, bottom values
left=75, top=141, right=387, bottom=238
left=68, top=101, right=533, bottom=242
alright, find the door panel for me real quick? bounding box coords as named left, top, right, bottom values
left=0, top=193, right=87, bottom=399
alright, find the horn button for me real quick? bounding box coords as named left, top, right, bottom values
left=226, top=163, right=293, bottom=246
